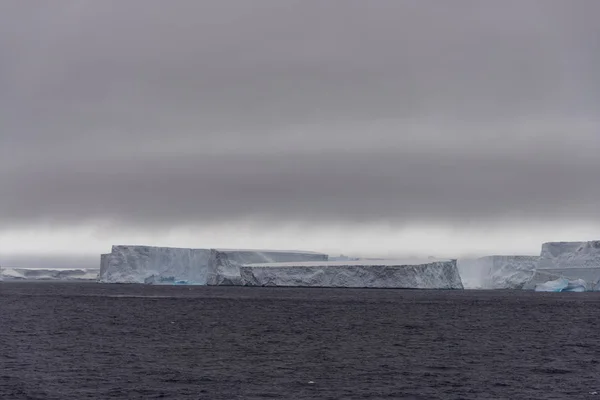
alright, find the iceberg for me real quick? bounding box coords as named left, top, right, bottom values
left=457, top=256, right=538, bottom=289
left=239, top=259, right=463, bottom=289
left=534, top=278, right=587, bottom=292
left=523, top=241, right=600, bottom=291
left=98, top=245, right=328, bottom=284
left=1, top=268, right=99, bottom=281
left=99, top=246, right=212, bottom=284
left=208, top=248, right=328, bottom=285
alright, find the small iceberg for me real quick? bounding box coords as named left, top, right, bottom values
left=535, top=278, right=587, bottom=292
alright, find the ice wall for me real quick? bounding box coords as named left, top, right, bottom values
left=99, top=245, right=212, bottom=284
left=458, top=256, right=538, bottom=289
left=538, top=241, right=600, bottom=269
left=99, top=245, right=328, bottom=284
left=523, top=241, right=600, bottom=290
left=208, top=249, right=328, bottom=285
left=240, top=259, right=463, bottom=289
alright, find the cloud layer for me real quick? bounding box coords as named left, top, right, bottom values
left=1, top=1, right=599, bottom=253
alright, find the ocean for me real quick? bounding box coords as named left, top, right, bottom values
left=1, top=282, right=599, bottom=399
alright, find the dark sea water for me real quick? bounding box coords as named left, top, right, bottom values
left=1, top=283, right=600, bottom=400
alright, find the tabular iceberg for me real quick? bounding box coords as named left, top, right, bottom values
left=208, top=249, right=328, bottom=285
left=1, top=268, right=99, bottom=281
left=457, top=256, right=538, bottom=289
left=98, top=245, right=328, bottom=284
left=239, top=259, right=463, bottom=289
left=99, top=246, right=212, bottom=284
left=523, top=241, right=600, bottom=291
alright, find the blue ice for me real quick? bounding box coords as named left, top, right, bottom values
left=535, top=278, right=586, bottom=292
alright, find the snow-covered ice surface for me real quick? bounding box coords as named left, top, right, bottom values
left=457, top=256, right=538, bottom=289
left=239, top=259, right=463, bottom=289
left=98, top=245, right=328, bottom=284
left=523, top=241, right=600, bottom=291
left=1, top=268, right=99, bottom=281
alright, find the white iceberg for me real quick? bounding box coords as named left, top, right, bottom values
left=239, top=259, right=463, bottom=289
left=523, top=241, right=600, bottom=291
left=208, top=248, right=329, bottom=285
left=99, top=246, right=212, bottom=284
left=99, top=245, right=328, bottom=284
left=1, top=268, right=99, bottom=281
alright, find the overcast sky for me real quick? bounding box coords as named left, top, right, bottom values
left=1, top=1, right=599, bottom=264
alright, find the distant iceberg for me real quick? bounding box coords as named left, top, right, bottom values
left=1, top=268, right=99, bottom=281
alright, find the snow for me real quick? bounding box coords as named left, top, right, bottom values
left=457, top=256, right=538, bottom=289
left=239, top=259, right=463, bottom=289
left=534, top=278, right=587, bottom=292
left=98, top=245, right=328, bottom=284
left=1, top=268, right=99, bottom=281
left=523, top=241, right=600, bottom=291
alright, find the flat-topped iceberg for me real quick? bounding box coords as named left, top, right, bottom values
left=458, top=256, right=539, bottom=289
left=523, top=241, right=600, bottom=291
left=99, top=246, right=212, bottom=284
left=208, top=248, right=328, bottom=285
left=538, top=241, right=600, bottom=269
left=239, top=259, right=463, bottom=289
left=1, top=268, right=99, bottom=281
left=99, top=245, right=328, bottom=284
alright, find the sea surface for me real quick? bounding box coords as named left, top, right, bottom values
left=1, top=282, right=599, bottom=400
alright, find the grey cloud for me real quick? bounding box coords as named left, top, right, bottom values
left=1, top=0, right=599, bottom=230
left=2, top=149, right=600, bottom=229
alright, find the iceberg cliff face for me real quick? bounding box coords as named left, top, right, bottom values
left=458, top=256, right=538, bottom=289
left=98, top=245, right=328, bottom=284
left=240, top=259, right=463, bottom=289
left=538, top=241, right=600, bottom=269
left=99, top=246, right=212, bottom=284
left=209, top=249, right=328, bottom=285
left=523, top=241, right=600, bottom=291
left=2, top=268, right=99, bottom=281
